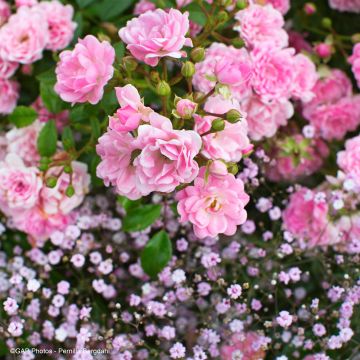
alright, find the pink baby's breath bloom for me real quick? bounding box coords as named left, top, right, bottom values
left=0, top=6, right=49, bottom=64
left=119, top=9, right=193, bottom=66
left=337, top=134, right=360, bottom=185
left=0, top=78, right=19, bottom=114
left=0, top=57, right=19, bottom=79
left=329, top=0, right=360, bottom=13
left=37, top=0, right=76, bottom=51
left=134, top=0, right=156, bottom=15
left=276, top=311, right=293, bottom=328
left=3, top=297, right=18, bottom=315
left=55, top=35, right=115, bottom=104
left=234, top=3, right=288, bottom=49
left=176, top=167, right=249, bottom=238
left=349, top=43, right=360, bottom=89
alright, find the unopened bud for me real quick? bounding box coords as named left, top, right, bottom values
left=38, top=164, right=49, bottom=172
left=63, top=165, right=72, bottom=174
left=352, top=33, right=360, bottom=43
left=181, top=61, right=195, bottom=78
left=191, top=47, right=205, bottom=63
left=304, top=2, right=316, bottom=15
left=156, top=80, right=171, bottom=96
left=150, top=71, right=160, bottom=83
left=97, top=33, right=111, bottom=43
left=232, top=38, right=245, bottom=48
left=46, top=177, right=57, bottom=188
left=220, top=0, right=232, bottom=6
left=226, top=109, right=241, bottom=123
left=227, top=162, right=238, bottom=175
left=236, top=0, right=247, bottom=10
left=217, top=10, right=228, bottom=24
left=65, top=185, right=75, bottom=197
left=211, top=118, right=225, bottom=132
left=321, top=17, right=332, bottom=29
left=123, top=56, right=138, bottom=72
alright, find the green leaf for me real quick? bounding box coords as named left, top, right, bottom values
left=62, top=126, right=75, bottom=151
left=90, top=0, right=135, bottom=21
left=37, top=120, right=57, bottom=157
left=117, top=196, right=142, bottom=211
left=114, top=42, right=125, bottom=62
left=8, top=106, right=37, bottom=128
left=141, top=230, right=172, bottom=278
left=90, top=117, right=101, bottom=139
left=122, top=204, right=162, bottom=232
left=183, top=3, right=207, bottom=26
left=76, top=0, right=97, bottom=8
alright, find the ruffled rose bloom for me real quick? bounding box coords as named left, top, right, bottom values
left=193, top=43, right=252, bottom=101
left=337, top=134, right=360, bottom=185
left=0, top=154, right=42, bottom=212
left=220, top=332, right=266, bottom=360
left=0, top=57, right=19, bottom=79
left=259, top=0, right=290, bottom=14
left=349, top=43, right=360, bottom=89
left=176, top=167, right=249, bottom=239
left=291, top=53, right=318, bottom=102
left=0, top=6, right=49, bottom=64
left=37, top=0, right=76, bottom=51
left=0, top=78, right=19, bottom=114
left=242, top=95, right=293, bottom=141
left=6, top=120, right=43, bottom=166
left=119, top=9, right=193, bottom=66
left=133, top=0, right=156, bottom=15
left=251, top=44, right=295, bottom=102
left=283, top=187, right=330, bottom=247
left=234, top=4, right=288, bottom=49
left=97, top=129, right=141, bottom=200
left=194, top=95, right=251, bottom=163
left=109, top=85, right=153, bottom=133
left=134, top=112, right=201, bottom=195
left=288, top=31, right=313, bottom=53
left=266, top=136, right=329, bottom=182
left=0, top=0, right=10, bottom=26
left=55, top=35, right=115, bottom=105
left=329, top=0, right=360, bottom=13
left=15, top=0, right=38, bottom=7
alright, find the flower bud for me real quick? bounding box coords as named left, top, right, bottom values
left=150, top=71, right=161, bottom=83
left=227, top=162, right=238, bottom=175
left=352, top=33, right=360, bottom=44
left=46, top=176, right=58, bottom=188
left=123, top=56, right=138, bottom=72
left=211, top=118, right=225, bottom=132
left=181, top=61, right=195, bottom=78
left=65, top=185, right=75, bottom=197
left=304, top=2, right=316, bottom=15
left=156, top=80, right=171, bottom=96
left=217, top=10, right=228, bottom=24
left=321, top=17, right=332, bottom=29
left=191, top=47, right=205, bottom=63
left=38, top=163, right=49, bottom=172
left=209, top=160, right=228, bottom=177
left=63, top=165, right=73, bottom=174
left=232, top=38, right=245, bottom=48
left=220, top=0, right=232, bottom=6
left=226, top=109, right=242, bottom=123
left=236, top=0, right=247, bottom=9
left=175, top=99, right=198, bottom=119
left=314, top=43, right=332, bottom=58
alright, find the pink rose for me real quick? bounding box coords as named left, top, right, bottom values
left=349, top=43, right=360, bottom=89
left=314, top=43, right=332, bottom=58
left=0, top=78, right=19, bottom=114
left=0, top=57, right=19, bottom=79
left=15, top=0, right=38, bottom=7
left=175, top=98, right=197, bottom=119
left=291, top=53, right=318, bottom=102
left=283, top=187, right=330, bottom=247
left=96, top=129, right=141, bottom=200
left=194, top=95, right=250, bottom=162
left=329, top=0, right=360, bottom=13
left=133, top=0, right=156, bottom=15
left=288, top=31, right=312, bottom=54
left=176, top=167, right=249, bottom=239
left=193, top=43, right=252, bottom=101
left=0, top=6, right=49, bottom=64
left=134, top=112, right=201, bottom=194
left=242, top=95, right=293, bottom=141
left=109, top=85, right=153, bottom=133
left=55, top=35, right=115, bottom=104
left=337, top=134, right=360, bottom=185
left=119, top=9, right=193, bottom=66
left=251, top=44, right=295, bottom=102
left=0, top=154, right=42, bottom=212
left=6, top=120, right=42, bottom=166
left=37, top=0, right=76, bottom=51
left=259, top=0, right=290, bottom=14
left=234, top=4, right=288, bottom=49
left=0, top=0, right=10, bottom=26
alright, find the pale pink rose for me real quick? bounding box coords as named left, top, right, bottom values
left=6, top=120, right=43, bottom=166
left=329, top=0, right=360, bottom=13
left=291, top=53, right=318, bottom=102
left=283, top=188, right=330, bottom=247
left=349, top=43, right=360, bottom=89
left=314, top=43, right=332, bottom=58
left=36, top=0, right=76, bottom=51
left=242, top=95, right=293, bottom=141
left=288, top=31, right=313, bottom=53
left=0, top=154, right=42, bottom=212
left=209, top=160, right=228, bottom=177
left=0, top=6, right=49, bottom=64
left=0, top=0, right=10, bottom=26
left=0, top=78, right=19, bottom=114
left=194, top=95, right=251, bottom=162
left=175, top=98, right=197, bottom=119
left=0, top=57, right=19, bottom=79
left=234, top=4, right=288, bottom=49
left=119, top=9, right=193, bottom=66
left=193, top=43, right=252, bottom=101
left=251, top=44, right=295, bottom=102
left=15, top=0, right=38, bottom=7
left=177, top=167, right=249, bottom=239
left=259, top=0, right=290, bottom=14
left=42, top=161, right=90, bottom=215
left=55, top=35, right=115, bottom=104
left=109, top=85, right=153, bottom=133
left=96, top=129, right=142, bottom=200
left=133, top=0, right=156, bottom=15
left=134, top=112, right=201, bottom=194
left=220, top=332, right=266, bottom=360
left=337, top=134, right=360, bottom=185
left=266, top=135, right=329, bottom=182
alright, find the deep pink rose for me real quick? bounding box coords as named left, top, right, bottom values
left=288, top=31, right=313, bottom=54
left=0, top=78, right=19, bottom=114
left=176, top=167, right=249, bottom=238
left=314, top=43, right=332, bottom=58
left=37, top=0, right=76, bottom=51
left=0, top=6, right=49, bottom=64
left=234, top=3, right=288, bottom=49
left=337, top=134, right=360, bottom=185
left=55, top=35, right=115, bottom=104
left=194, top=95, right=250, bottom=163
left=119, top=9, right=193, bottom=66
left=349, top=43, right=360, bottom=89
